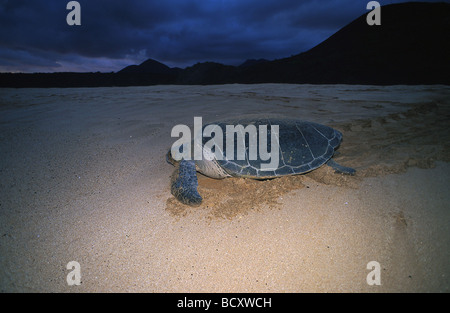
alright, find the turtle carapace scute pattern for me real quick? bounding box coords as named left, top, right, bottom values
left=168, top=118, right=355, bottom=206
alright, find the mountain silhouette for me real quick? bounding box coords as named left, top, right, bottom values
left=1, top=2, right=449, bottom=87
left=238, top=59, right=269, bottom=68
left=116, top=58, right=181, bottom=85
left=241, top=1, right=450, bottom=84
left=118, top=58, right=174, bottom=75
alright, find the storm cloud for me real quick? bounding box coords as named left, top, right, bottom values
left=0, top=0, right=440, bottom=72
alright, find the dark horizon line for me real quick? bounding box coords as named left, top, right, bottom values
left=0, top=58, right=272, bottom=75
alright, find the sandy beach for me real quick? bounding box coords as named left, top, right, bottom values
left=0, top=84, right=449, bottom=292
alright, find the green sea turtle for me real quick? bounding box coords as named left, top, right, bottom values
left=167, top=118, right=355, bottom=206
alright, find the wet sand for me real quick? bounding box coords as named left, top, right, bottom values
left=0, top=84, right=449, bottom=292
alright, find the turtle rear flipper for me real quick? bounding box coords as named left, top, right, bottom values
left=327, top=159, right=356, bottom=175
left=171, top=160, right=203, bottom=206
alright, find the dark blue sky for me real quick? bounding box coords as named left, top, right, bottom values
left=0, top=0, right=441, bottom=72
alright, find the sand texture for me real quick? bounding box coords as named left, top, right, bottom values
left=0, top=84, right=449, bottom=292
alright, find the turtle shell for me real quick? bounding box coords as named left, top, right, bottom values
left=201, top=118, right=342, bottom=179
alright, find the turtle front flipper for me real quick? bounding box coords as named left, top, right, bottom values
left=171, top=160, right=203, bottom=206
left=326, top=159, right=356, bottom=175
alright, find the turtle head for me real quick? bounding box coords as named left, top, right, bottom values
left=166, top=149, right=177, bottom=166
left=167, top=140, right=195, bottom=166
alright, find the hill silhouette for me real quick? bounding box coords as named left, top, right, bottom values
left=1, top=2, right=449, bottom=87
left=241, top=1, right=450, bottom=84
left=118, top=58, right=174, bottom=75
